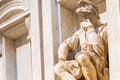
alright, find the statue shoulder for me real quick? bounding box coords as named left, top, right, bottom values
left=73, top=29, right=82, bottom=36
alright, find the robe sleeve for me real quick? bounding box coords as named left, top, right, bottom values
left=58, top=31, right=80, bottom=61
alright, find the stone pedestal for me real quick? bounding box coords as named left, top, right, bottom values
left=2, top=37, right=16, bottom=80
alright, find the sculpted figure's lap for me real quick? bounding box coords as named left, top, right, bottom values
left=53, top=53, right=98, bottom=80
left=53, top=62, right=77, bottom=80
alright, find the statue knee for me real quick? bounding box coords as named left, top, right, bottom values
left=77, top=54, right=90, bottom=66
left=53, top=63, right=64, bottom=75
left=53, top=65, right=59, bottom=74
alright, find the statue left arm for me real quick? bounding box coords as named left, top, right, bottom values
left=58, top=34, right=80, bottom=62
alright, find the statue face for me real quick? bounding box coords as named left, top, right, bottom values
left=76, top=4, right=96, bottom=19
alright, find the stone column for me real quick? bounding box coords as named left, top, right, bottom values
left=30, top=0, right=44, bottom=80
left=2, top=37, right=16, bottom=80
left=42, top=0, right=59, bottom=80
left=106, top=0, right=120, bottom=80
left=0, top=35, right=4, bottom=80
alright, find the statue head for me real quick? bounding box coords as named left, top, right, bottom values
left=76, top=0, right=100, bottom=19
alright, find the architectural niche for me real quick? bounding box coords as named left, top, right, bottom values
left=54, top=0, right=109, bottom=80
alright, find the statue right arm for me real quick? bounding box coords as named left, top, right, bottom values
left=58, top=32, right=80, bottom=62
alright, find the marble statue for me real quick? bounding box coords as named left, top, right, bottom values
left=53, top=0, right=109, bottom=80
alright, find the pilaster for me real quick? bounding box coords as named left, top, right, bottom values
left=30, top=0, right=43, bottom=80
left=106, top=0, right=120, bottom=80
left=42, top=0, right=59, bottom=80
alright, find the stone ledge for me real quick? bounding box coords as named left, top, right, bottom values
left=0, top=10, right=30, bottom=31
left=0, top=10, right=30, bottom=40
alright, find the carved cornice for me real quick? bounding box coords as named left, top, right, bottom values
left=0, top=1, right=30, bottom=19
left=0, top=1, right=30, bottom=31
left=0, top=10, right=30, bottom=31
left=0, top=10, right=30, bottom=39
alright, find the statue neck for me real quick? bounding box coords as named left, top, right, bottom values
left=89, top=16, right=102, bottom=28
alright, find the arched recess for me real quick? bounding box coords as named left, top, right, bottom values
left=0, top=1, right=30, bottom=23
